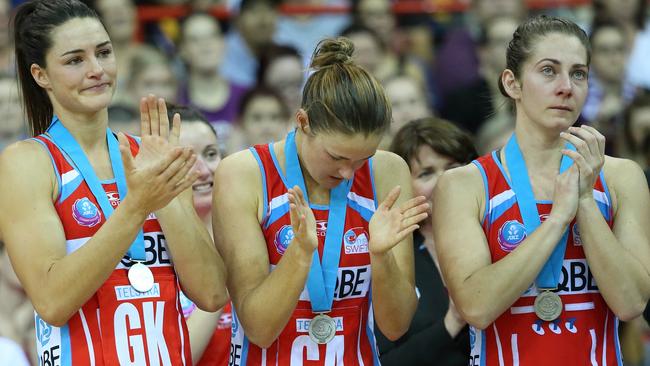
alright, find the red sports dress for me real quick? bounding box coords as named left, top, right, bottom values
left=469, top=151, right=621, bottom=366
left=228, top=143, right=381, bottom=366
left=32, top=134, right=192, bottom=366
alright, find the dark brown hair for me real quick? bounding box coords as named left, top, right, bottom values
left=12, top=0, right=102, bottom=136
left=498, top=15, right=591, bottom=98
left=301, top=37, right=391, bottom=136
left=390, top=117, right=478, bottom=167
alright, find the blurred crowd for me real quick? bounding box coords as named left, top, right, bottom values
left=0, top=0, right=649, bottom=365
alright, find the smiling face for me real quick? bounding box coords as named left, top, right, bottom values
left=299, top=128, right=382, bottom=189
left=179, top=121, right=221, bottom=217
left=180, top=14, right=224, bottom=72
left=508, top=33, right=589, bottom=132
left=32, top=17, right=116, bottom=117
left=591, top=26, right=628, bottom=83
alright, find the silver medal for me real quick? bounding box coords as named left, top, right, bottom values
left=534, top=290, right=563, bottom=321
left=308, top=314, right=336, bottom=344
left=128, top=262, right=154, bottom=293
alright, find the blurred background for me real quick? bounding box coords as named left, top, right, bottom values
left=0, top=0, right=649, bottom=365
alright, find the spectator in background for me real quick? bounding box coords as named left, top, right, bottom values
left=593, top=0, right=650, bottom=89
left=0, top=75, right=26, bottom=150
left=92, top=0, right=145, bottom=103
left=441, top=15, right=518, bottom=134
left=341, top=22, right=425, bottom=86
left=109, top=45, right=178, bottom=135
left=351, top=0, right=396, bottom=53
left=0, top=0, right=14, bottom=75
left=383, top=74, right=431, bottom=146
left=620, top=91, right=650, bottom=166
left=231, top=86, right=290, bottom=153
left=274, top=0, right=350, bottom=66
left=582, top=20, right=637, bottom=154
left=434, top=0, right=525, bottom=102
left=258, top=44, right=304, bottom=113
left=0, top=246, right=34, bottom=366
left=220, top=0, right=280, bottom=88
left=379, top=117, right=475, bottom=366
left=177, top=12, right=247, bottom=150
left=167, top=104, right=232, bottom=366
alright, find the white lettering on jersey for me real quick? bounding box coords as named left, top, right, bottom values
left=290, top=335, right=345, bottom=366
left=114, top=301, right=171, bottom=365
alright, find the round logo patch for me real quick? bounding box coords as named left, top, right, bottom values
left=72, top=197, right=102, bottom=227
left=274, top=225, right=294, bottom=255
left=498, top=220, right=527, bottom=252
left=343, top=227, right=369, bottom=254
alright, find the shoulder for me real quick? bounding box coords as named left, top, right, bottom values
left=371, top=150, right=410, bottom=177
left=214, top=149, right=263, bottom=207
left=0, top=139, right=57, bottom=205
left=602, top=155, right=647, bottom=210
left=0, top=139, right=54, bottom=176
left=435, top=163, right=485, bottom=213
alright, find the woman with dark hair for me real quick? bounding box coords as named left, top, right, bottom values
left=0, top=1, right=227, bottom=364
left=376, top=117, right=476, bottom=366
left=257, top=44, right=304, bottom=113
left=593, top=0, right=650, bottom=89
left=434, top=15, right=650, bottom=365
left=214, top=37, right=428, bottom=364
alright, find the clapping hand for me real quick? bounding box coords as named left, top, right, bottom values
left=117, top=95, right=199, bottom=214
left=368, top=186, right=429, bottom=255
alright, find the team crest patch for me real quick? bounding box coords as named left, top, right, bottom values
left=343, top=227, right=369, bottom=254
left=274, top=225, right=294, bottom=255
left=72, top=197, right=102, bottom=227
left=498, top=220, right=527, bottom=252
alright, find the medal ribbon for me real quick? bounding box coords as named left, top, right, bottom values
left=285, top=130, right=351, bottom=312
left=504, top=134, right=574, bottom=290
left=47, top=117, right=146, bottom=261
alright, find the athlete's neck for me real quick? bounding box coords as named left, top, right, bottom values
left=53, top=107, right=109, bottom=154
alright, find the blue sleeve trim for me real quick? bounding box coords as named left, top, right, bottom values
left=249, top=147, right=269, bottom=223
left=368, top=157, right=378, bottom=209
left=30, top=137, right=63, bottom=203
left=599, top=170, right=613, bottom=222
left=472, top=159, right=490, bottom=225
left=269, top=142, right=290, bottom=189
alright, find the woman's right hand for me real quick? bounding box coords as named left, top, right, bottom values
left=549, top=164, right=579, bottom=226
left=287, top=186, right=318, bottom=253
left=117, top=132, right=198, bottom=215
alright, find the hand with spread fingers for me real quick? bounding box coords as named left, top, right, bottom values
left=118, top=95, right=199, bottom=214
left=287, top=185, right=318, bottom=253
left=369, top=186, right=429, bottom=255
left=560, top=125, right=606, bottom=200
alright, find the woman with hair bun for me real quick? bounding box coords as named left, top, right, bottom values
left=213, top=37, right=427, bottom=364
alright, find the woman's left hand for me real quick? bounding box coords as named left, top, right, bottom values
left=560, top=125, right=606, bottom=200
left=368, top=186, right=429, bottom=255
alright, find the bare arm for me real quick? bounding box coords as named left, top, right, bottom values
left=186, top=307, right=223, bottom=361
left=0, top=139, right=194, bottom=326
left=213, top=151, right=317, bottom=348
left=575, top=157, right=650, bottom=320
left=370, top=151, right=427, bottom=340
left=433, top=164, right=580, bottom=329
left=560, top=125, right=650, bottom=319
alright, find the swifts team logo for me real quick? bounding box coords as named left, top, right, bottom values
left=498, top=220, right=527, bottom=252
left=106, top=191, right=120, bottom=208
left=343, top=227, right=369, bottom=254
left=72, top=197, right=102, bottom=227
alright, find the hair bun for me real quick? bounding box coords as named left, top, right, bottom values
left=309, top=37, right=355, bottom=70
